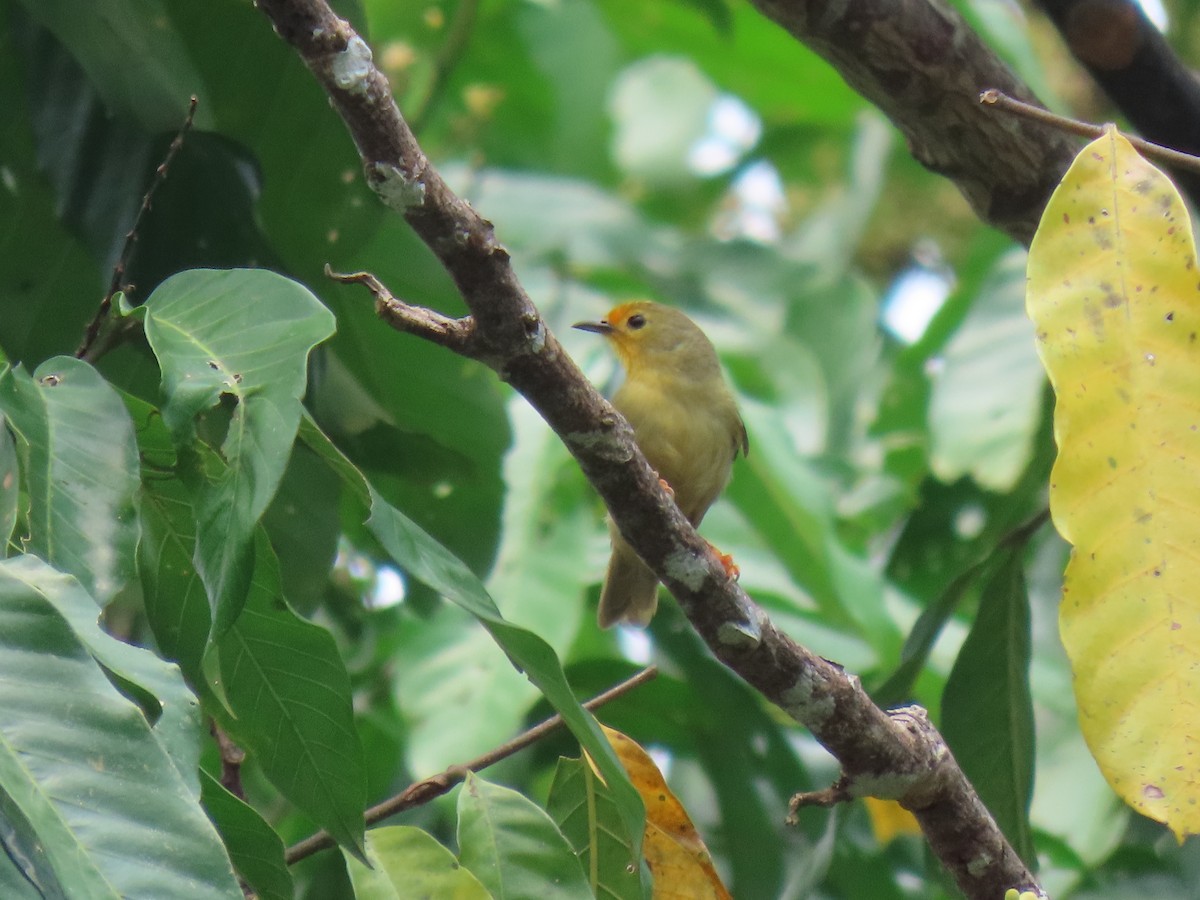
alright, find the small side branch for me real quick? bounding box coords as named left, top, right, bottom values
left=787, top=779, right=852, bottom=820
left=981, top=89, right=1200, bottom=175
left=284, top=665, right=658, bottom=865
left=325, top=265, right=475, bottom=353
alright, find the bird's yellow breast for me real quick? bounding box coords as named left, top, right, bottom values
left=613, top=368, right=742, bottom=525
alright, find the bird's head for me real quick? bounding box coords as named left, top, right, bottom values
left=573, top=301, right=719, bottom=378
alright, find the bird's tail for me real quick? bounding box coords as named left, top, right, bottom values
left=597, top=536, right=659, bottom=628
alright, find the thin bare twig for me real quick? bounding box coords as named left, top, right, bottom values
left=284, top=665, right=659, bottom=865
left=76, top=96, right=199, bottom=361
left=980, top=89, right=1200, bottom=175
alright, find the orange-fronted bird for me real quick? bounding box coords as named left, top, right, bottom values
left=574, top=301, right=748, bottom=627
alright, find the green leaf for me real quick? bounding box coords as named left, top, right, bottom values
left=547, top=757, right=642, bottom=900
left=457, top=772, right=591, bottom=900
left=261, top=444, right=341, bottom=615
left=0, top=782, right=61, bottom=899
left=344, top=826, right=489, bottom=900
left=140, top=268, right=335, bottom=634
left=0, top=555, right=241, bottom=899
left=485, top=398, right=591, bottom=643
left=0, top=358, right=138, bottom=603
left=216, top=530, right=366, bottom=858
left=138, top=469, right=212, bottom=684
left=940, top=550, right=1036, bottom=865
left=928, top=248, right=1044, bottom=491
left=12, top=0, right=209, bottom=132
left=200, top=770, right=293, bottom=900
left=871, top=556, right=988, bottom=709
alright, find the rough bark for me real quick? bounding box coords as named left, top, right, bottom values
left=747, top=0, right=1079, bottom=245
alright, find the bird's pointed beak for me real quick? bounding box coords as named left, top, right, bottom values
left=573, top=319, right=614, bottom=335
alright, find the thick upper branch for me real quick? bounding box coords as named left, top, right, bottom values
left=748, top=0, right=1079, bottom=245
left=254, top=0, right=1044, bottom=895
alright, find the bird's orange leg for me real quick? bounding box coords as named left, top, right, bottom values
left=652, top=476, right=738, bottom=579
left=656, top=476, right=675, bottom=500
left=708, top=542, right=740, bottom=581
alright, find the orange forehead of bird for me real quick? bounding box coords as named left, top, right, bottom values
left=604, top=301, right=653, bottom=332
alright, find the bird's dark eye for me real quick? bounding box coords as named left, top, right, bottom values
left=627, top=313, right=647, bottom=330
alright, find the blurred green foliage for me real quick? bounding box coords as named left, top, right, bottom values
left=3, top=0, right=1199, bottom=896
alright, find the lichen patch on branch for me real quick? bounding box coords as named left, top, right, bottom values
left=330, top=35, right=374, bottom=93
left=366, top=161, right=427, bottom=212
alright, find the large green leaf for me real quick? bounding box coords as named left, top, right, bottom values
left=940, top=550, right=1036, bottom=865
left=216, top=530, right=366, bottom=858
left=133, top=402, right=365, bottom=857
left=457, top=772, right=591, bottom=900
left=0, top=556, right=241, bottom=899
left=0, top=357, right=138, bottom=603
left=344, top=826, right=489, bottom=900
left=200, top=770, right=293, bottom=900
left=13, top=0, right=208, bottom=132
left=139, top=268, right=335, bottom=634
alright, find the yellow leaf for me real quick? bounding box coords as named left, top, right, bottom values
left=1027, top=126, right=1200, bottom=840
left=863, top=796, right=921, bottom=845
left=589, top=725, right=731, bottom=899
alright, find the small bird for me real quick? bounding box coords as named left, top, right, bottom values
left=574, top=301, right=748, bottom=627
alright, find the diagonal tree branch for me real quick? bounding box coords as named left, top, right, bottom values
left=253, top=0, right=1044, bottom=895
